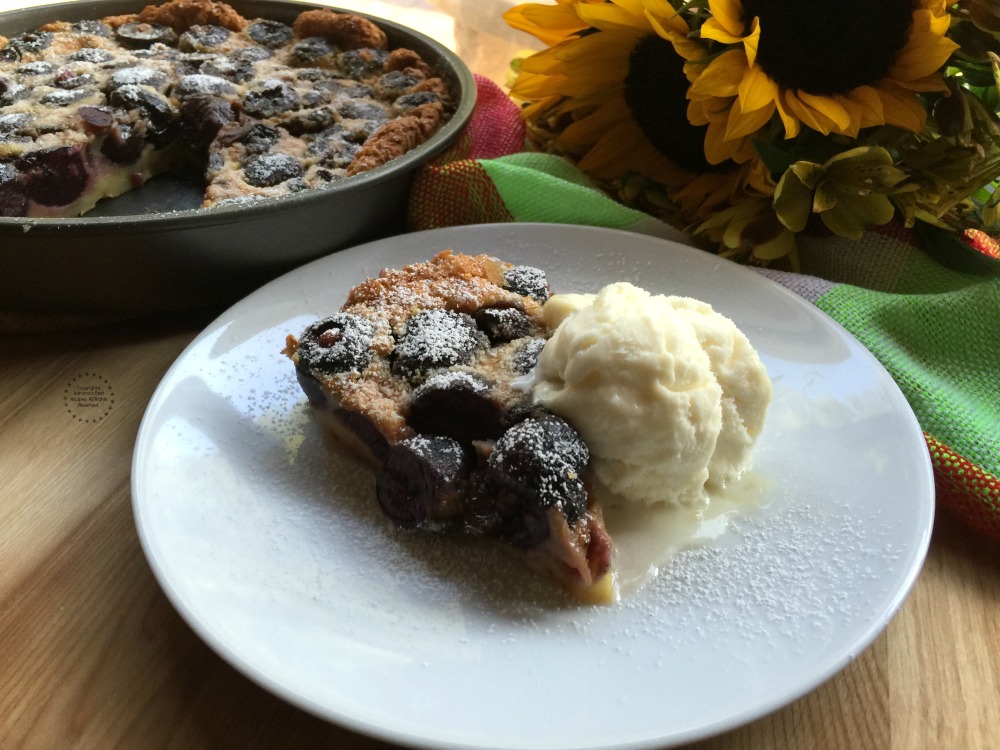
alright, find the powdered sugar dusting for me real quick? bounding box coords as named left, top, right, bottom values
left=631, top=496, right=902, bottom=653
left=403, top=433, right=466, bottom=466
left=329, top=472, right=903, bottom=658
left=503, top=265, right=550, bottom=302
left=412, top=369, right=488, bottom=398
left=390, top=308, right=487, bottom=380
left=109, top=67, right=164, bottom=88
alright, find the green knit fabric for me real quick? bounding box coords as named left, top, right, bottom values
left=480, top=153, right=649, bottom=229
left=815, top=281, right=1000, bottom=478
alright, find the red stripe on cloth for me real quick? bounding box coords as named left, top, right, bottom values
left=464, top=73, right=526, bottom=160
left=873, top=221, right=919, bottom=246
left=925, top=433, right=1000, bottom=540
left=408, top=158, right=514, bottom=229
left=407, top=74, right=523, bottom=229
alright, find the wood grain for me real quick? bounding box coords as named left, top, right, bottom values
left=2, top=309, right=998, bottom=750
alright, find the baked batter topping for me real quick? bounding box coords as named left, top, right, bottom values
left=0, top=0, right=454, bottom=216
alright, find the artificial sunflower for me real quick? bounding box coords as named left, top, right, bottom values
left=685, top=0, right=961, bottom=162
left=504, top=0, right=773, bottom=222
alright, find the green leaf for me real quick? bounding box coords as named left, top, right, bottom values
left=753, top=139, right=801, bottom=176
left=773, top=169, right=815, bottom=233
left=813, top=183, right=840, bottom=214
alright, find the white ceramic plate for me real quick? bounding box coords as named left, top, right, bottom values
left=132, top=223, right=934, bottom=750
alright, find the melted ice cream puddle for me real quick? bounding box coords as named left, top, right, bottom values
left=601, top=473, right=771, bottom=597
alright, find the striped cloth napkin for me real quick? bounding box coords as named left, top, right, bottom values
left=409, top=74, right=1000, bottom=541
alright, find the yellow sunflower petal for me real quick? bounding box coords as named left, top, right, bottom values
left=576, top=1, right=648, bottom=33
left=503, top=4, right=590, bottom=46
left=700, top=17, right=744, bottom=45
left=797, top=91, right=854, bottom=132
left=672, top=172, right=741, bottom=217
left=518, top=45, right=569, bottom=73
left=560, top=98, right=628, bottom=146
left=729, top=135, right=759, bottom=165
left=643, top=0, right=689, bottom=38
left=689, top=49, right=747, bottom=100
left=687, top=100, right=711, bottom=126
left=894, top=73, right=949, bottom=93
left=509, top=70, right=568, bottom=100
left=828, top=95, right=863, bottom=137
left=551, top=46, right=627, bottom=79
left=742, top=159, right=777, bottom=198
left=690, top=95, right=734, bottom=136
left=891, top=12, right=959, bottom=80
left=518, top=97, right=561, bottom=122
left=704, top=0, right=747, bottom=41
left=610, top=0, right=649, bottom=16
left=783, top=91, right=839, bottom=135
left=645, top=15, right=679, bottom=41
left=578, top=120, right=686, bottom=186
left=575, top=125, right=635, bottom=178
left=558, top=61, right=630, bottom=96
left=726, top=98, right=773, bottom=141
left=705, top=120, right=740, bottom=164
left=843, top=86, right=885, bottom=129
left=873, top=81, right=928, bottom=132
left=742, top=19, right=760, bottom=68
left=784, top=91, right=830, bottom=134
left=551, top=27, right=642, bottom=63
left=671, top=39, right=709, bottom=73
left=775, top=92, right=801, bottom=138
left=737, top=64, right=778, bottom=113
left=919, top=4, right=953, bottom=36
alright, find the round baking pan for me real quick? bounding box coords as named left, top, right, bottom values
left=0, top=0, right=476, bottom=315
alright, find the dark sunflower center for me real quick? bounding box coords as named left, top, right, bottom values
left=624, top=35, right=725, bottom=174
left=741, top=0, right=915, bottom=95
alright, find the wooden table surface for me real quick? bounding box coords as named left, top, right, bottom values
left=2, top=1, right=999, bottom=749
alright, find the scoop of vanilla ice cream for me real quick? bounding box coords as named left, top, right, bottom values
left=534, top=282, right=771, bottom=508
left=668, top=296, right=772, bottom=490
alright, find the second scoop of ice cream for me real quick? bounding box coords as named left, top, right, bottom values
left=534, top=282, right=771, bottom=508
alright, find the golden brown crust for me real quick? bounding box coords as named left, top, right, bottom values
left=100, top=14, right=135, bottom=29
left=36, top=21, right=72, bottom=32
left=413, top=78, right=450, bottom=99
left=128, top=0, right=248, bottom=32
left=334, top=374, right=414, bottom=443
left=342, top=251, right=521, bottom=320
left=292, top=9, right=388, bottom=50
left=346, top=102, right=444, bottom=176
left=385, top=48, right=434, bottom=79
